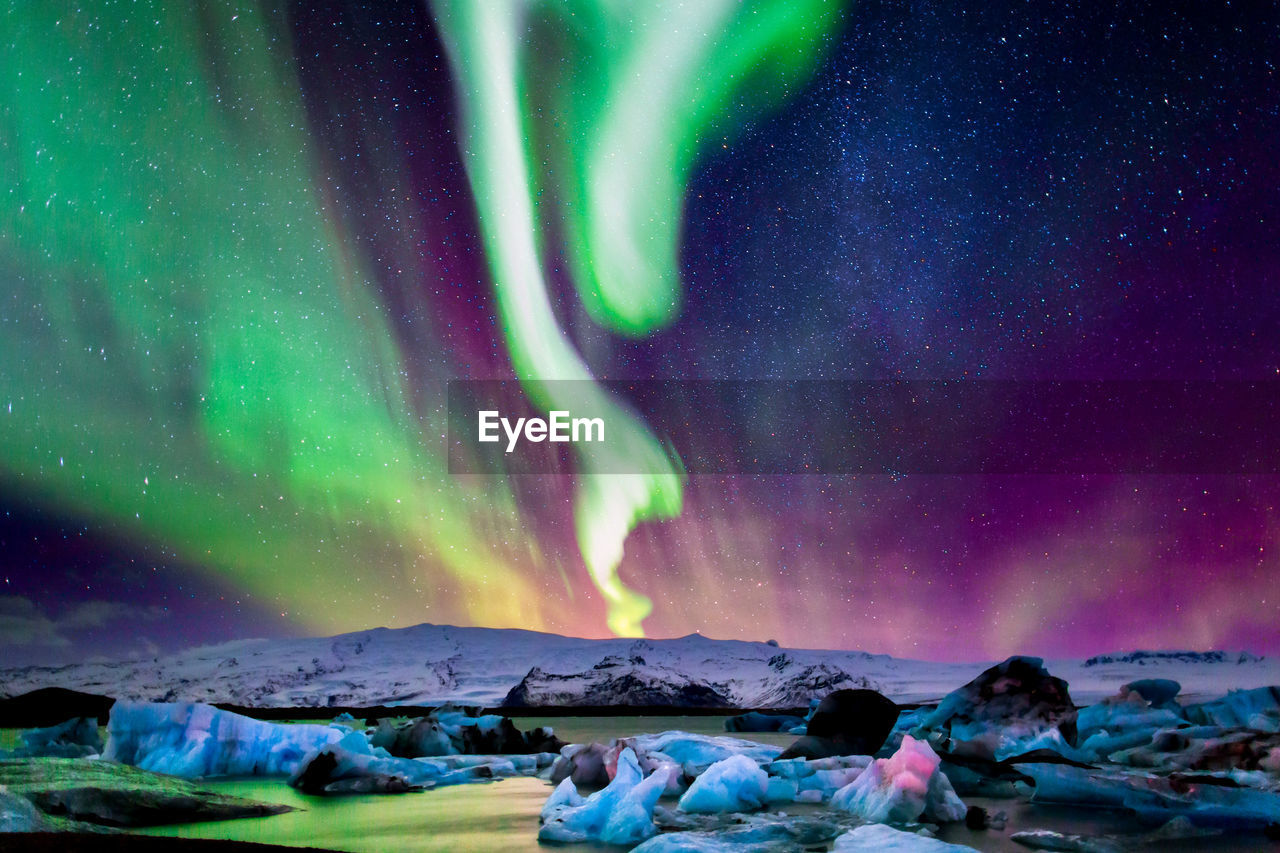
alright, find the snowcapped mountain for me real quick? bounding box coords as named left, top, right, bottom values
left=0, top=623, right=1274, bottom=708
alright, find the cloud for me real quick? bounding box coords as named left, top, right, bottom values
left=0, top=596, right=69, bottom=648
left=59, top=600, right=167, bottom=630
left=0, top=595, right=167, bottom=648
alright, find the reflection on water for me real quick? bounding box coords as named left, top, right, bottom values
left=136, top=775, right=600, bottom=853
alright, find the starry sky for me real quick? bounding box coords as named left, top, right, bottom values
left=1, top=0, right=1277, bottom=666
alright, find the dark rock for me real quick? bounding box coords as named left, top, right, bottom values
left=0, top=758, right=292, bottom=827
left=1124, top=679, right=1181, bottom=706
left=724, top=711, right=804, bottom=733
left=776, top=689, right=898, bottom=760
left=772, top=735, right=846, bottom=761
left=0, top=688, right=115, bottom=728
left=502, top=664, right=734, bottom=708
left=1084, top=650, right=1262, bottom=666
left=1152, top=730, right=1191, bottom=752
left=525, top=726, right=567, bottom=754
left=461, top=716, right=526, bottom=754
left=549, top=742, right=611, bottom=788
left=369, top=710, right=565, bottom=758
left=1000, top=748, right=1095, bottom=769
left=920, top=656, right=1077, bottom=745
left=965, top=805, right=989, bottom=830
left=291, top=749, right=340, bottom=794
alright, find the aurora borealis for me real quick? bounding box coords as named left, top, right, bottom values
left=2, top=1, right=1278, bottom=665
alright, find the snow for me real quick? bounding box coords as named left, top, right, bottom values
left=3, top=621, right=1273, bottom=708
left=830, top=735, right=966, bottom=824
left=832, top=824, right=979, bottom=851
left=677, top=754, right=769, bottom=813
left=104, top=701, right=344, bottom=777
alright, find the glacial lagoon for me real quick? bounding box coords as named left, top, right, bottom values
left=116, top=717, right=1257, bottom=853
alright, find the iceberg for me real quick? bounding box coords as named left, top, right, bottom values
left=916, top=657, right=1077, bottom=759
left=830, top=735, right=966, bottom=824
left=629, top=731, right=781, bottom=776
left=538, top=747, right=672, bottom=845
left=104, top=701, right=343, bottom=777
left=677, top=754, right=768, bottom=813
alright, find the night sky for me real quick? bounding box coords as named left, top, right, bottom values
left=2, top=1, right=1277, bottom=666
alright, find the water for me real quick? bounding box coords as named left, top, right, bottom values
left=132, top=716, right=785, bottom=852
left=136, top=775, right=591, bottom=853
left=4, top=718, right=1260, bottom=851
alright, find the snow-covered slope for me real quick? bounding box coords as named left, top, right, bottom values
left=0, top=623, right=1274, bottom=708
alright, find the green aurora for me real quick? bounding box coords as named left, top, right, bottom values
left=1, top=1, right=839, bottom=636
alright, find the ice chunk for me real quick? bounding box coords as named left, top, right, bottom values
left=1076, top=685, right=1185, bottom=760
left=14, top=716, right=103, bottom=758
left=833, top=823, right=979, bottom=851
left=831, top=735, right=966, bottom=824
left=678, top=754, right=768, bottom=813
left=765, top=775, right=798, bottom=805
left=633, top=824, right=811, bottom=852
left=1024, top=762, right=1280, bottom=829
left=767, top=754, right=870, bottom=796
left=291, top=731, right=534, bottom=793
left=1008, top=829, right=1122, bottom=852
left=105, top=701, right=343, bottom=777
left=630, top=731, right=781, bottom=776
left=539, top=747, right=671, bottom=845
left=1184, top=686, right=1280, bottom=732
left=635, top=813, right=859, bottom=851
left=541, top=777, right=584, bottom=820
left=0, top=785, right=48, bottom=833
